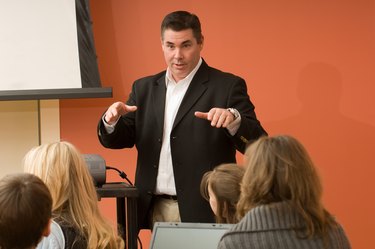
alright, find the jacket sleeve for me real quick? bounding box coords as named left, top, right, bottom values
left=97, top=83, right=137, bottom=149
left=227, top=77, right=267, bottom=153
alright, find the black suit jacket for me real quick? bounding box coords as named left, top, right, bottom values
left=98, top=60, right=267, bottom=229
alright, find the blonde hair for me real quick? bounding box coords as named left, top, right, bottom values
left=23, top=141, right=123, bottom=249
left=237, top=135, right=336, bottom=240
left=200, top=163, right=244, bottom=223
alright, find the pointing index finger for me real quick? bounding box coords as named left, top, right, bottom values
left=194, top=111, right=208, bottom=120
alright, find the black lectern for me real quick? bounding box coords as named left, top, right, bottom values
left=96, top=183, right=138, bottom=249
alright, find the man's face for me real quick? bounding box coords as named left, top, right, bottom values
left=161, top=28, right=203, bottom=82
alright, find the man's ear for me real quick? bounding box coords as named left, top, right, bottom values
left=199, top=35, right=204, bottom=49
left=42, top=218, right=52, bottom=237
left=161, top=37, right=165, bottom=50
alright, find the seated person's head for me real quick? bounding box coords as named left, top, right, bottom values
left=237, top=135, right=329, bottom=235
left=200, top=163, right=244, bottom=223
left=0, top=173, right=52, bottom=249
left=23, top=141, right=94, bottom=214
left=23, top=141, right=124, bottom=249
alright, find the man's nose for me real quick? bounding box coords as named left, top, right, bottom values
left=174, top=48, right=183, bottom=59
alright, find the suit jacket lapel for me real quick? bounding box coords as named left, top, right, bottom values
left=172, top=62, right=209, bottom=130
left=152, top=76, right=167, bottom=132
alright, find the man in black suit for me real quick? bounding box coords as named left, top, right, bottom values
left=98, top=10, right=267, bottom=230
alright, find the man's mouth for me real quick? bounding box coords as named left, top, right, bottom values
left=174, top=63, right=185, bottom=68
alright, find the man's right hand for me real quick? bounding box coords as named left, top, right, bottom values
left=104, top=102, right=137, bottom=125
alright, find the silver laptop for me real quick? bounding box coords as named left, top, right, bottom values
left=149, top=222, right=233, bottom=249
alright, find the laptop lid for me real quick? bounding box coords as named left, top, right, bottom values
left=149, top=222, right=233, bottom=249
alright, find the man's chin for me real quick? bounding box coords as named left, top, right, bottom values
left=171, top=71, right=188, bottom=81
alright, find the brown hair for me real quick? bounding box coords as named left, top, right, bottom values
left=161, top=10, right=203, bottom=44
left=237, top=135, right=336, bottom=239
left=201, top=163, right=244, bottom=223
left=0, top=173, right=52, bottom=249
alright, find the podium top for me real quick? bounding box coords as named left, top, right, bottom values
left=96, top=182, right=138, bottom=198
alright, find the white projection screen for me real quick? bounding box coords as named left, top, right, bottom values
left=0, top=0, right=111, bottom=100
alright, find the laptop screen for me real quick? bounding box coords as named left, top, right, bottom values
left=149, top=222, right=233, bottom=249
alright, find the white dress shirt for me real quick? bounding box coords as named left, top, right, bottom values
left=155, top=58, right=203, bottom=195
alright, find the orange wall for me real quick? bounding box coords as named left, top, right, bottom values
left=60, top=1, right=375, bottom=248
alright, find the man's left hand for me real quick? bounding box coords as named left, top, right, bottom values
left=195, top=108, right=235, bottom=128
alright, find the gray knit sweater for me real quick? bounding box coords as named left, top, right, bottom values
left=217, top=202, right=351, bottom=249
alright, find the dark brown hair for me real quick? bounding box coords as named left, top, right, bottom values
left=161, top=10, right=203, bottom=44
left=0, top=173, right=52, bottom=249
